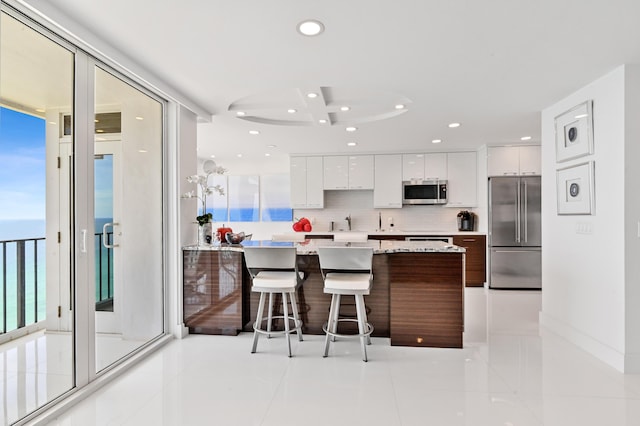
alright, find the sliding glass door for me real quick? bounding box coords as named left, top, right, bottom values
left=1, top=4, right=166, bottom=422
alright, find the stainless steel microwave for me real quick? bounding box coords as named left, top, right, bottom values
left=402, top=180, right=448, bottom=205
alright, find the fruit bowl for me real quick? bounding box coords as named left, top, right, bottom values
left=225, top=232, right=250, bottom=244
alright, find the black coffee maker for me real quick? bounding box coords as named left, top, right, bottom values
left=457, top=210, right=475, bottom=231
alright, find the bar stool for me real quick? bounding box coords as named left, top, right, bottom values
left=318, top=247, right=374, bottom=362
left=244, top=246, right=304, bottom=357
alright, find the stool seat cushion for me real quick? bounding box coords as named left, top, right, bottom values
left=323, top=272, right=371, bottom=295
left=252, top=271, right=298, bottom=292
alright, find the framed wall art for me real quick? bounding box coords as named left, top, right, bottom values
left=556, top=161, right=594, bottom=215
left=554, top=100, right=594, bottom=163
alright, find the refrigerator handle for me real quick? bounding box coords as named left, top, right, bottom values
left=523, top=180, right=528, bottom=243
left=515, top=180, right=521, bottom=243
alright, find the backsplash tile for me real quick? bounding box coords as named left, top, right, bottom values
left=294, top=190, right=474, bottom=233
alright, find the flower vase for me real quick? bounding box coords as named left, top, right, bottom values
left=198, top=222, right=213, bottom=246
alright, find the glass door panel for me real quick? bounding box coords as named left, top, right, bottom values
left=0, top=10, right=75, bottom=424
left=93, top=67, right=163, bottom=372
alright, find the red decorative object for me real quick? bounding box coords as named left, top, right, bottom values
left=292, top=217, right=312, bottom=232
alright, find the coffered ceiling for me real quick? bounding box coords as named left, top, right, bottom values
left=19, top=0, right=640, bottom=163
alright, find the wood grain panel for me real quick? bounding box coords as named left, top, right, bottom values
left=453, top=235, right=486, bottom=286
left=389, top=253, right=464, bottom=348
left=183, top=250, right=244, bottom=335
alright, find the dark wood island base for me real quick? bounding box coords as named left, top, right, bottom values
left=183, top=242, right=465, bottom=348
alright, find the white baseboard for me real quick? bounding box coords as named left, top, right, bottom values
left=539, top=311, right=630, bottom=373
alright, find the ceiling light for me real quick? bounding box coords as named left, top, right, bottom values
left=35, top=108, right=45, bottom=113
left=237, top=154, right=243, bottom=158
left=96, top=129, right=104, bottom=133
left=318, top=119, right=328, bottom=124
left=395, top=104, right=405, bottom=110
left=340, top=106, right=350, bottom=111
left=575, top=113, right=588, bottom=119
left=236, top=111, right=246, bottom=116
left=94, top=119, right=99, bottom=123
left=346, top=126, right=357, bottom=132
left=287, top=109, right=297, bottom=113
left=520, top=136, right=532, bottom=141
left=135, top=116, right=144, bottom=121
left=297, top=20, right=325, bottom=37
left=249, top=130, right=260, bottom=135
left=307, top=92, right=318, bottom=99
left=448, top=122, right=461, bottom=128
left=265, top=153, right=271, bottom=157
left=48, top=121, right=57, bottom=125
left=347, top=142, right=357, bottom=147
left=432, top=139, right=442, bottom=144
left=210, top=155, right=216, bottom=158
left=267, top=144, right=277, bottom=148
left=138, top=149, right=148, bottom=153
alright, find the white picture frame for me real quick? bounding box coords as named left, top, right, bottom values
left=554, top=100, right=594, bottom=163
left=556, top=161, right=594, bottom=215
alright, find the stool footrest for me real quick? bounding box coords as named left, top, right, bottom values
left=322, top=318, right=373, bottom=339
left=254, top=315, right=303, bottom=337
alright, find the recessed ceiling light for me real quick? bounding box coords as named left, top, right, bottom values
left=35, top=108, right=45, bottom=113
left=135, top=116, right=144, bottom=121
left=395, top=104, right=405, bottom=110
left=346, top=126, right=357, bottom=132
left=520, top=136, right=532, bottom=141
left=267, top=144, right=277, bottom=148
left=236, top=111, right=246, bottom=116
left=210, top=155, right=216, bottom=158
left=297, top=20, right=325, bottom=37
left=249, top=130, right=260, bottom=135
left=96, top=129, right=104, bottom=133
left=287, top=109, right=297, bottom=113
left=307, top=92, right=318, bottom=99
left=318, top=119, right=328, bottom=124
left=265, top=153, right=271, bottom=157
left=347, top=142, right=357, bottom=147
left=138, top=149, right=148, bottom=153
left=48, top=121, right=57, bottom=125
left=237, top=154, right=243, bottom=158
left=94, top=119, right=99, bottom=123
left=340, top=106, right=350, bottom=111
left=432, top=139, right=442, bottom=144
left=575, top=113, right=588, bottom=119
left=448, top=123, right=461, bottom=128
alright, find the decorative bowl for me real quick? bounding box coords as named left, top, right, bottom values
left=225, top=232, right=249, bottom=244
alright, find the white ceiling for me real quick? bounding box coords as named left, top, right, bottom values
left=20, top=0, right=640, bottom=163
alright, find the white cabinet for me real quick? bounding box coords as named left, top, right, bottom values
left=323, top=156, right=348, bottom=189
left=374, top=154, right=402, bottom=208
left=290, top=156, right=324, bottom=209
left=518, top=145, right=541, bottom=175
left=348, top=155, right=374, bottom=189
left=446, top=152, right=477, bottom=207
left=424, top=153, right=448, bottom=180
left=402, top=154, right=425, bottom=181
left=323, top=155, right=373, bottom=190
left=488, top=145, right=541, bottom=176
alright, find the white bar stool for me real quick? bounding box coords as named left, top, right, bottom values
left=244, top=246, right=304, bottom=357
left=317, top=247, right=374, bottom=362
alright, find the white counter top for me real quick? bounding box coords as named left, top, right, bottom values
left=183, top=239, right=465, bottom=254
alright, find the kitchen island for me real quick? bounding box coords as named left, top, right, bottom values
left=183, top=239, right=465, bottom=348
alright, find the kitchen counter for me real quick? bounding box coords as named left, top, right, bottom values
left=183, top=239, right=466, bottom=348
left=183, top=239, right=465, bottom=254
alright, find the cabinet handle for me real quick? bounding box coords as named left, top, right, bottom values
left=462, top=239, right=476, bottom=242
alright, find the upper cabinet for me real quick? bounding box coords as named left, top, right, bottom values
left=290, top=156, right=324, bottom=209
left=374, top=154, right=402, bottom=208
left=324, top=155, right=373, bottom=190
left=402, top=153, right=447, bottom=181
left=488, top=145, right=541, bottom=176
left=424, top=153, right=448, bottom=180
left=446, top=152, right=477, bottom=207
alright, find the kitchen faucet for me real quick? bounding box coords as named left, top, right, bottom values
left=345, top=214, right=352, bottom=231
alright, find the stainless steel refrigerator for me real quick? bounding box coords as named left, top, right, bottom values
left=489, top=176, right=541, bottom=289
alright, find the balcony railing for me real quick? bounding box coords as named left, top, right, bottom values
left=1, top=233, right=113, bottom=333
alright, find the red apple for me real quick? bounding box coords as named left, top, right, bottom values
left=299, top=217, right=310, bottom=226
left=303, top=223, right=312, bottom=232
left=292, top=222, right=302, bottom=232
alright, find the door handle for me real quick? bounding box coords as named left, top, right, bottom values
left=102, top=222, right=120, bottom=248
left=523, top=181, right=528, bottom=243
left=80, top=229, right=87, bottom=253
left=515, top=182, right=521, bottom=243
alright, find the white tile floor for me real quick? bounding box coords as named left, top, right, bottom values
left=18, top=289, right=640, bottom=425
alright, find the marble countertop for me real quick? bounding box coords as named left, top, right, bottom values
left=303, top=230, right=485, bottom=236
left=183, top=239, right=465, bottom=254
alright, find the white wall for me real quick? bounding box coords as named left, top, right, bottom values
left=540, top=65, right=640, bottom=372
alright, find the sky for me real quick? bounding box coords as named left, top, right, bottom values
left=0, top=106, right=46, bottom=221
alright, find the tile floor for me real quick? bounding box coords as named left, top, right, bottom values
left=20, top=289, right=640, bottom=425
